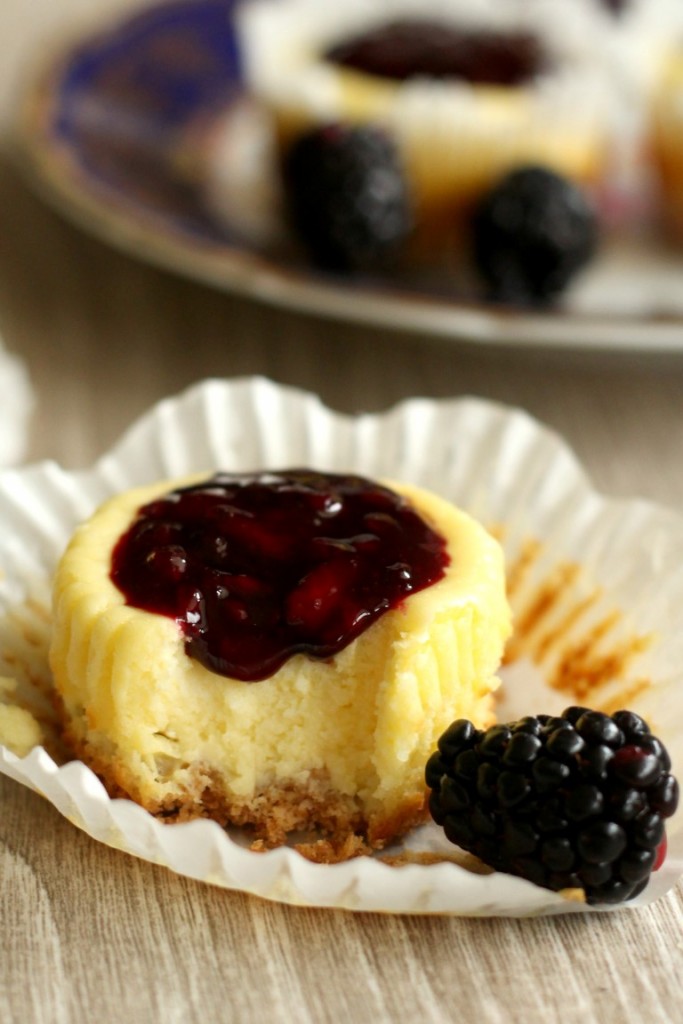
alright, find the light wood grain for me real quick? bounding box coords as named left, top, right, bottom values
left=2, top=1, right=683, bottom=1018
left=2, top=773, right=683, bottom=1024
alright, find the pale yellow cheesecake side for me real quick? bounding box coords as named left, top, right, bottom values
left=50, top=475, right=511, bottom=853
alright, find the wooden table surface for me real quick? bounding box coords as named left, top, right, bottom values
left=2, top=3, right=683, bottom=1022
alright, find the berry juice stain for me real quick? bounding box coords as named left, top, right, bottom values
left=110, top=469, right=450, bottom=681
left=325, top=20, right=547, bottom=87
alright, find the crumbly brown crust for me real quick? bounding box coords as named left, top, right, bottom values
left=61, top=720, right=429, bottom=862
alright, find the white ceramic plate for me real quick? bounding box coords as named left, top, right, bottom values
left=0, top=376, right=682, bottom=915
left=13, top=0, right=683, bottom=352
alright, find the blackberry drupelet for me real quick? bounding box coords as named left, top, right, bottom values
left=472, top=165, right=598, bottom=306
left=426, top=707, right=678, bottom=904
left=283, top=124, right=413, bottom=272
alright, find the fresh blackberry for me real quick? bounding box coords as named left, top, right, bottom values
left=283, top=123, right=413, bottom=272
left=472, top=166, right=598, bottom=305
left=426, top=707, right=678, bottom=905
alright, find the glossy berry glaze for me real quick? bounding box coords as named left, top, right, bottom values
left=325, top=20, right=547, bottom=87
left=111, top=470, right=450, bottom=681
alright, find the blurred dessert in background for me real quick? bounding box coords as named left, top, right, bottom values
left=237, top=0, right=613, bottom=253
left=194, top=0, right=683, bottom=305
left=651, top=49, right=683, bottom=240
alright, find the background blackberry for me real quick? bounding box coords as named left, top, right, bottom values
left=426, top=707, right=678, bottom=905
left=472, top=165, right=598, bottom=306
left=283, top=123, right=413, bottom=272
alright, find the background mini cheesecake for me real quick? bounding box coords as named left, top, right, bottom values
left=230, top=0, right=683, bottom=265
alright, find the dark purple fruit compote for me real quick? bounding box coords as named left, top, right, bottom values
left=325, top=20, right=548, bottom=87
left=110, top=470, right=450, bottom=681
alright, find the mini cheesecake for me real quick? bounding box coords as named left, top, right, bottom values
left=232, top=0, right=683, bottom=260
left=50, top=470, right=511, bottom=855
left=236, top=0, right=616, bottom=257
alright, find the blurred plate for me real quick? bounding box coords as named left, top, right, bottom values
left=13, top=0, right=683, bottom=351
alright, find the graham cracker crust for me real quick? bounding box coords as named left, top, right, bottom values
left=61, top=723, right=429, bottom=863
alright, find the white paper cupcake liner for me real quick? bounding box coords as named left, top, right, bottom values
left=0, top=333, right=33, bottom=467
left=0, top=376, right=682, bottom=915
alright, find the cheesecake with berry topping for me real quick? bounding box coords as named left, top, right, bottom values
left=236, top=0, right=615, bottom=255
left=231, top=0, right=683, bottom=262
left=50, top=470, right=510, bottom=856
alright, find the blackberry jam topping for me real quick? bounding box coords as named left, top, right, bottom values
left=111, top=470, right=450, bottom=681
left=325, top=20, right=547, bottom=87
